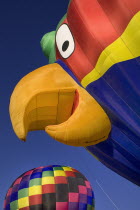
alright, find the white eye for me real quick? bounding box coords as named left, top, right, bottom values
left=56, top=24, right=75, bottom=59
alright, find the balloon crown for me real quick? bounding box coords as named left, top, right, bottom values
left=4, top=165, right=95, bottom=210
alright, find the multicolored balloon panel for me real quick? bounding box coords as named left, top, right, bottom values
left=4, top=165, right=94, bottom=210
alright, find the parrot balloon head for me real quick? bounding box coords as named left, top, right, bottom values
left=10, top=0, right=140, bottom=186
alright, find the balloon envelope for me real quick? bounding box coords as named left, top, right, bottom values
left=4, top=165, right=95, bottom=210
left=9, top=0, right=140, bottom=186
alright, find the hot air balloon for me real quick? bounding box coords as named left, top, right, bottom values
left=10, top=0, right=140, bottom=186
left=4, top=165, right=94, bottom=210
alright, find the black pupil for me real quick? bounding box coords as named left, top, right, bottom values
left=62, top=40, right=69, bottom=52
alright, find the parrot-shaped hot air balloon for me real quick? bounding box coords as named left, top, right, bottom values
left=10, top=0, right=140, bottom=186
left=4, top=165, right=95, bottom=210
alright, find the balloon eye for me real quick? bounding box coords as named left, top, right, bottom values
left=62, top=40, right=69, bottom=52
left=56, top=24, right=75, bottom=59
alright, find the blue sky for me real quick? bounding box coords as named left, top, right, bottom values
left=0, top=0, right=140, bottom=209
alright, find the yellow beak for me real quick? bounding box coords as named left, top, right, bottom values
left=9, top=63, right=111, bottom=146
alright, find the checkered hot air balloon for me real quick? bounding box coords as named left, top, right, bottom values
left=4, top=165, right=95, bottom=210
